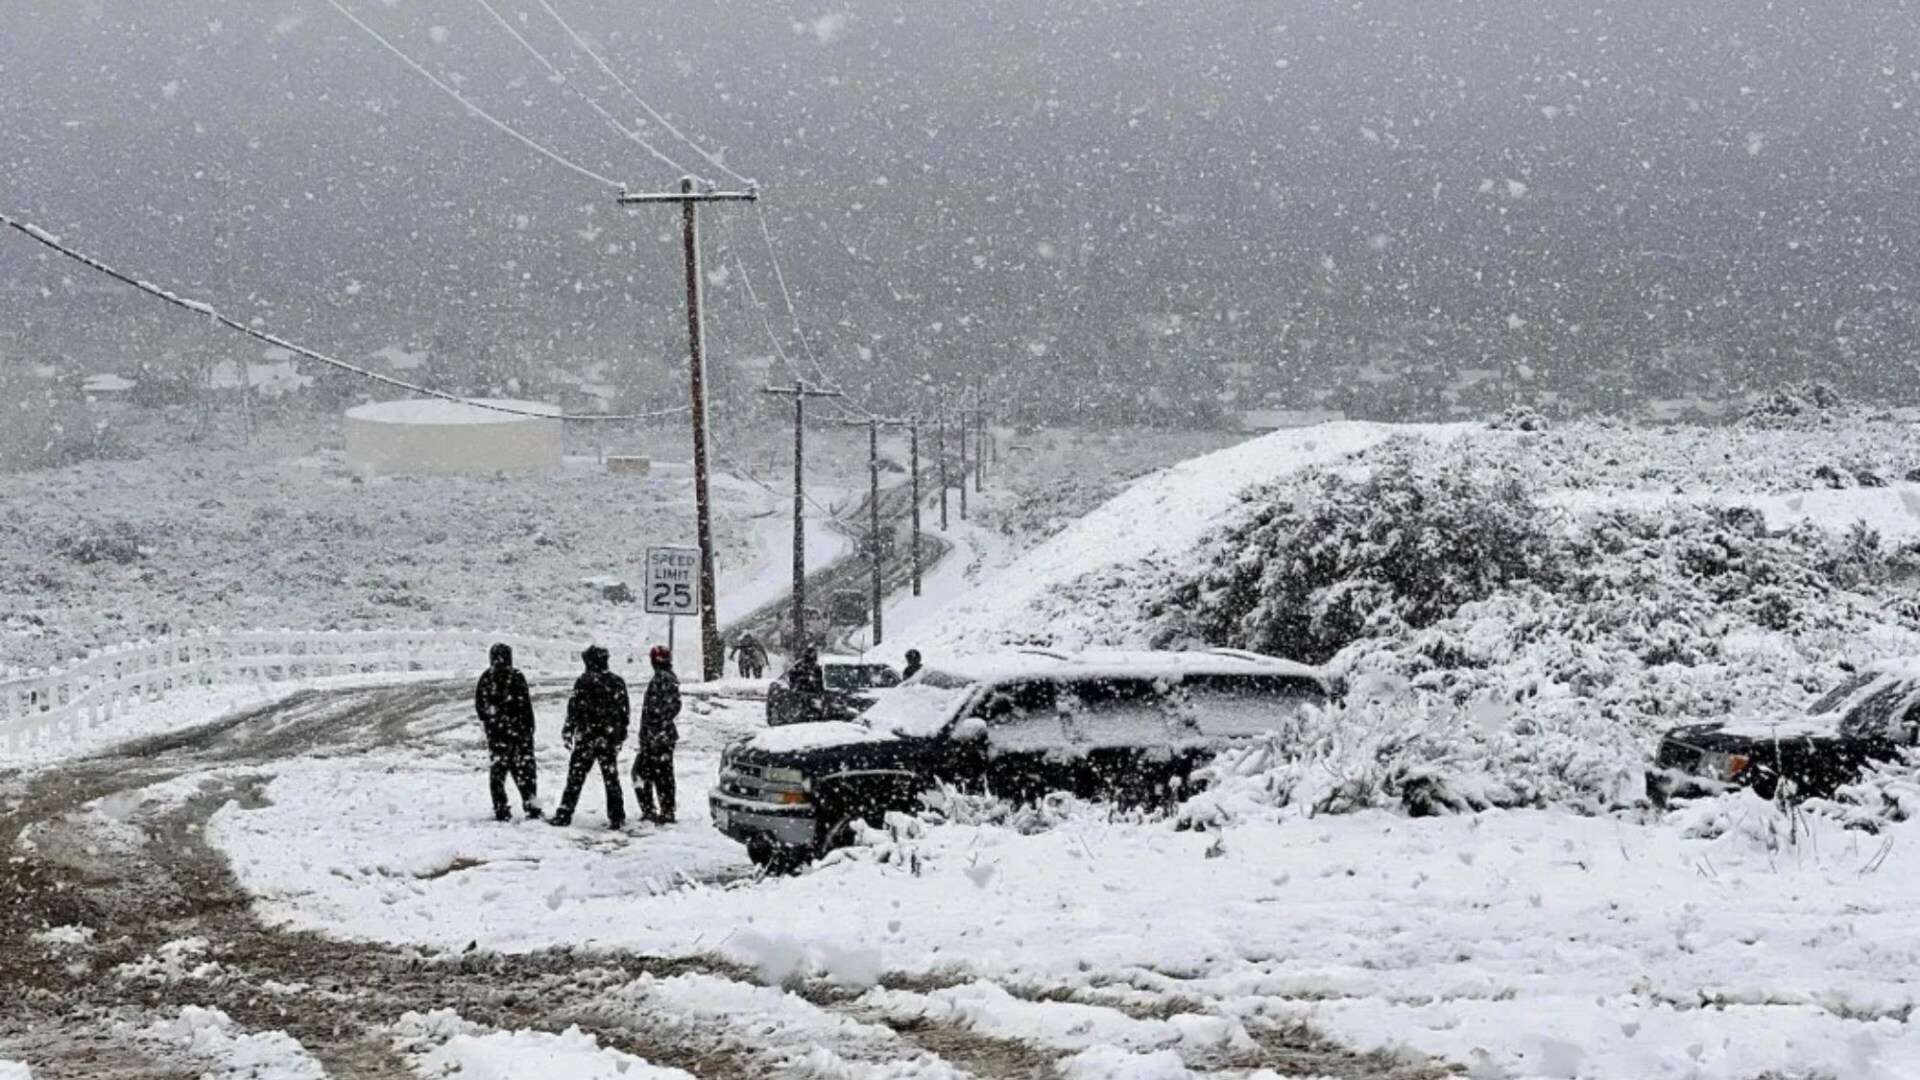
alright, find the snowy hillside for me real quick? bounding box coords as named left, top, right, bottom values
left=906, top=421, right=1472, bottom=655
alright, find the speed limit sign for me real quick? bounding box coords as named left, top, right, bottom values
left=644, top=546, right=701, bottom=616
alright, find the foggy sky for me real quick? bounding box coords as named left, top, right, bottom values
left=3, top=0, right=1915, bottom=419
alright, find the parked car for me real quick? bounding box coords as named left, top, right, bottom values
left=712, top=648, right=1330, bottom=866
left=765, top=657, right=902, bottom=727
left=1649, top=661, right=1920, bottom=803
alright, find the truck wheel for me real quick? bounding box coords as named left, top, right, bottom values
left=750, top=841, right=810, bottom=875
left=816, top=809, right=882, bottom=857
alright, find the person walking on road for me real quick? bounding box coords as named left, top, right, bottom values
left=474, top=643, right=541, bottom=822
left=729, top=633, right=768, bottom=679
left=550, top=645, right=629, bottom=829
left=634, top=645, right=682, bottom=824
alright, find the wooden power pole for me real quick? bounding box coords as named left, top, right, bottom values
left=936, top=413, right=949, bottom=531
left=840, top=419, right=887, bottom=646
left=761, top=381, right=842, bottom=655
left=957, top=406, right=969, bottom=521
left=908, top=417, right=922, bottom=596
left=618, top=177, right=757, bottom=681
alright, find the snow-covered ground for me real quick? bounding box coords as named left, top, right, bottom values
left=203, top=688, right=1920, bottom=1079
left=0, top=437, right=848, bottom=672
left=19, top=415, right=1920, bottom=1077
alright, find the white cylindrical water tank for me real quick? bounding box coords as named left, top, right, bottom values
left=343, top=399, right=563, bottom=477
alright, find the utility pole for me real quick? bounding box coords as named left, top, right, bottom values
left=936, top=412, right=949, bottom=530
left=618, top=177, right=757, bottom=681
left=957, top=405, right=969, bottom=522
left=760, top=382, right=843, bottom=656
left=972, top=383, right=986, bottom=493
left=908, top=417, right=922, bottom=596
left=840, top=419, right=887, bottom=646
left=841, top=417, right=923, bottom=643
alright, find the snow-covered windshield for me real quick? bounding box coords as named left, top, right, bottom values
left=858, top=680, right=976, bottom=738
left=824, top=664, right=902, bottom=693
left=1837, top=678, right=1920, bottom=740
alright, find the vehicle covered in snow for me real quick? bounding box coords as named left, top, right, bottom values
left=1649, top=661, right=1920, bottom=803
left=711, top=648, right=1330, bottom=865
left=764, top=656, right=902, bottom=727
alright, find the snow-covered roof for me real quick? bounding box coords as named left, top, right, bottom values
left=345, top=398, right=560, bottom=426
left=82, top=373, right=135, bottom=393
left=925, top=648, right=1326, bottom=687
left=820, top=655, right=895, bottom=669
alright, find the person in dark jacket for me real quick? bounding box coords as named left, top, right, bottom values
left=633, top=645, right=682, bottom=823
left=550, top=645, right=629, bottom=829
left=902, top=649, right=923, bottom=682
left=474, top=643, right=541, bottom=821
left=788, top=646, right=825, bottom=693
left=729, top=634, right=768, bottom=679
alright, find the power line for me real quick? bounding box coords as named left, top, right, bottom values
left=321, top=0, right=622, bottom=189
left=0, top=211, right=685, bottom=423
left=534, top=0, right=756, bottom=189
left=713, top=209, right=855, bottom=410
left=753, top=204, right=857, bottom=403
left=466, top=0, right=690, bottom=179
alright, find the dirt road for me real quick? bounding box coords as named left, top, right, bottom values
left=0, top=679, right=1457, bottom=1078
left=730, top=479, right=955, bottom=657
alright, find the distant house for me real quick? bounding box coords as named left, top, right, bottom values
left=82, top=372, right=135, bottom=396
left=369, top=344, right=428, bottom=371
left=1236, top=407, right=1346, bottom=433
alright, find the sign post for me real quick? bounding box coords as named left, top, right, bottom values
left=644, top=546, right=701, bottom=662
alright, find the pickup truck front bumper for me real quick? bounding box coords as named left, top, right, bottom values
left=708, top=790, right=817, bottom=849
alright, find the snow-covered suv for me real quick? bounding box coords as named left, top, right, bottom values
left=1650, top=660, right=1920, bottom=803
left=709, top=648, right=1330, bottom=866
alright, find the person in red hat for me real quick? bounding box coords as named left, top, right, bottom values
left=634, top=644, right=682, bottom=823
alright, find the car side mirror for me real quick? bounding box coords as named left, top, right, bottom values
left=952, top=717, right=988, bottom=743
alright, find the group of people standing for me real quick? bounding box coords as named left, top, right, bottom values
left=472, top=642, right=682, bottom=829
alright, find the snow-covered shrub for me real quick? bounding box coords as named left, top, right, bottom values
left=1154, top=440, right=1557, bottom=663
left=52, top=520, right=148, bottom=565
left=1161, top=436, right=1920, bottom=816
left=1743, top=381, right=1845, bottom=427
left=1489, top=404, right=1550, bottom=432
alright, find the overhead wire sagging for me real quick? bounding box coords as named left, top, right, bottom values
left=320, top=0, right=623, bottom=189
left=0, top=212, right=686, bottom=423
left=465, top=0, right=691, bottom=179
left=751, top=204, right=870, bottom=413
left=533, top=0, right=755, bottom=189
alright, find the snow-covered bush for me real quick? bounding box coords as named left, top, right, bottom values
left=1153, top=440, right=1557, bottom=663
left=1488, top=404, right=1550, bottom=432
left=1161, top=437, right=1920, bottom=816
left=1743, top=381, right=1845, bottom=427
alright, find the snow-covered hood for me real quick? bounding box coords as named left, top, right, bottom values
left=740, top=721, right=892, bottom=756
left=729, top=720, right=927, bottom=775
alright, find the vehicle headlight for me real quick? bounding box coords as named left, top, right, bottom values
left=765, top=766, right=807, bottom=785
left=1702, top=752, right=1751, bottom=781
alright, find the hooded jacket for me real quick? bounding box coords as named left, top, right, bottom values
left=564, top=645, right=630, bottom=747
left=475, top=643, right=536, bottom=745
left=638, top=662, right=681, bottom=751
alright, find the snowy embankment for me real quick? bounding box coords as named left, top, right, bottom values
left=908, top=421, right=1470, bottom=655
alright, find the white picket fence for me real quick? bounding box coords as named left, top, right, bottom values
left=0, top=629, right=641, bottom=754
